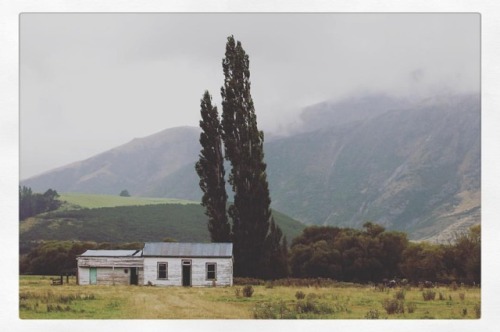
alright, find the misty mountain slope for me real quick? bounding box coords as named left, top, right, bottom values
left=266, top=93, right=480, bottom=239
left=296, top=94, right=411, bottom=133
left=22, top=126, right=201, bottom=196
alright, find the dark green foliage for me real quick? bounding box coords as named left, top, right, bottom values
left=261, top=219, right=290, bottom=279
left=195, top=91, right=230, bottom=242
left=407, top=302, right=417, bottom=313
left=451, top=225, right=481, bottom=284
left=394, top=289, right=406, bottom=300
left=365, top=309, right=380, bottom=319
left=295, top=291, right=306, bottom=300
left=399, top=242, right=446, bottom=282
left=242, top=285, right=254, bottom=297
left=289, top=223, right=480, bottom=284
left=422, top=289, right=436, bottom=301
left=219, top=35, right=280, bottom=278
left=19, top=186, right=62, bottom=220
left=290, top=224, right=408, bottom=282
left=119, top=190, right=130, bottom=197
left=20, top=204, right=212, bottom=244
left=383, top=298, right=405, bottom=314
left=400, top=225, right=480, bottom=285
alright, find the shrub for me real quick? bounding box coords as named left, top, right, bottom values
left=295, top=290, right=306, bottom=300
left=365, top=309, right=380, bottom=319
left=242, top=285, right=254, bottom=298
left=296, top=299, right=317, bottom=314
left=253, top=303, right=276, bottom=319
left=474, top=303, right=481, bottom=318
left=295, top=297, right=333, bottom=315
left=394, top=289, right=406, bottom=300
left=382, top=298, right=405, bottom=314
left=422, top=289, right=436, bottom=301
left=252, top=301, right=296, bottom=319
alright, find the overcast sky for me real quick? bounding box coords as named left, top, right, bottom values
left=20, top=13, right=480, bottom=179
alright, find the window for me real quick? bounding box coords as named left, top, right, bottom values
left=158, top=262, right=168, bottom=279
left=206, top=263, right=217, bottom=280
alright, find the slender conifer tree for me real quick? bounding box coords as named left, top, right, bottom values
left=195, top=91, right=231, bottom=242
left=220, top=35, right=274, bottom=277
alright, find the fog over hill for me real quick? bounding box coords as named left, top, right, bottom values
left=21, top=93, right=480, bottom=242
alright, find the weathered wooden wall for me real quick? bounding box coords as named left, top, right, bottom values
left=143, top=257, right=233, bottom=287
left=77, top=257, right=143, bottom=286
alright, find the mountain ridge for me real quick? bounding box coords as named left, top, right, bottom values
left=21, top=93, right=480, bottom=242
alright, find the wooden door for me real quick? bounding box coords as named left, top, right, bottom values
left=89, top=268, right=97, bottom=285
left=182, top=260, right=191, bottom=286
left=130, top=267, right=138, bottom=285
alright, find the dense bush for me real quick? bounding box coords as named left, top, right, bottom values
left=382, top=298, right=405, bottom=314
left=364, top=309, right=380, bottom=319
left=295, top=291, right=306, bottom=300
left=290, top=224, right=481, bottom=285
left=422, top=289, right=437, bottom=301
left=242, top=285, right=254, bottom=298
left=407, top=302, right=417, bottom=313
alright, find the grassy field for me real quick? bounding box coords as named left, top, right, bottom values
left=19, top=276, right=480, bottom=319
left=59, top=193, right=197, bottom=209
left=21, top=194, right=305, bottom=245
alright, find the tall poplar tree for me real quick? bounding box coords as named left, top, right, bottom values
left=220, top=35, right=274, bottom=277
left=195, top=91, right=231, bottom=242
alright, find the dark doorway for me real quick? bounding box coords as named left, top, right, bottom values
left=130, top=267, right=138, bottom=285
left=182, top=260, right=192, bottom=286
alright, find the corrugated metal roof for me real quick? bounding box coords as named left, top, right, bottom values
left=142, top=242, right=233, bottom=257
left=79, top=250, right=142, bottom=257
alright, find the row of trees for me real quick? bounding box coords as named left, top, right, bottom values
left=20, top=224, right=480, bottom=284
left=195, top=35, right=287, bottom=279
left=19, top=186, right=61, bottom=221
left=289, top=223, right=481, bottom=285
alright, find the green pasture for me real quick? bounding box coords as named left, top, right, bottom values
left=19, top=276, right=480, bottom=319
left=60, top=193, right=196, bottom=209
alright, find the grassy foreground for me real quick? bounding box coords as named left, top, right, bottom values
left=19, top=276, right=480, bottom=319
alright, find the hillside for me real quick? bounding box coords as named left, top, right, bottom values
left=21, top=126, right=201, bottom=196
left=266, top=94, right=480, bottom=241
left=19, top=197, right=305, bottom=250
left=20, top=93, right=480, bottom=242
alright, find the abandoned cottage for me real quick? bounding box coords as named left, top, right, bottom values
left=76, top=242, right=233, bottom=287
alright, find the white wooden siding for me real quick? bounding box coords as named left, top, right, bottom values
left=143, top=257, right=233, bottom=287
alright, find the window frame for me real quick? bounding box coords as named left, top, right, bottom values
left=206, top=262, right=217, bottom=281
left=157, top=262, right=168, bottom=280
